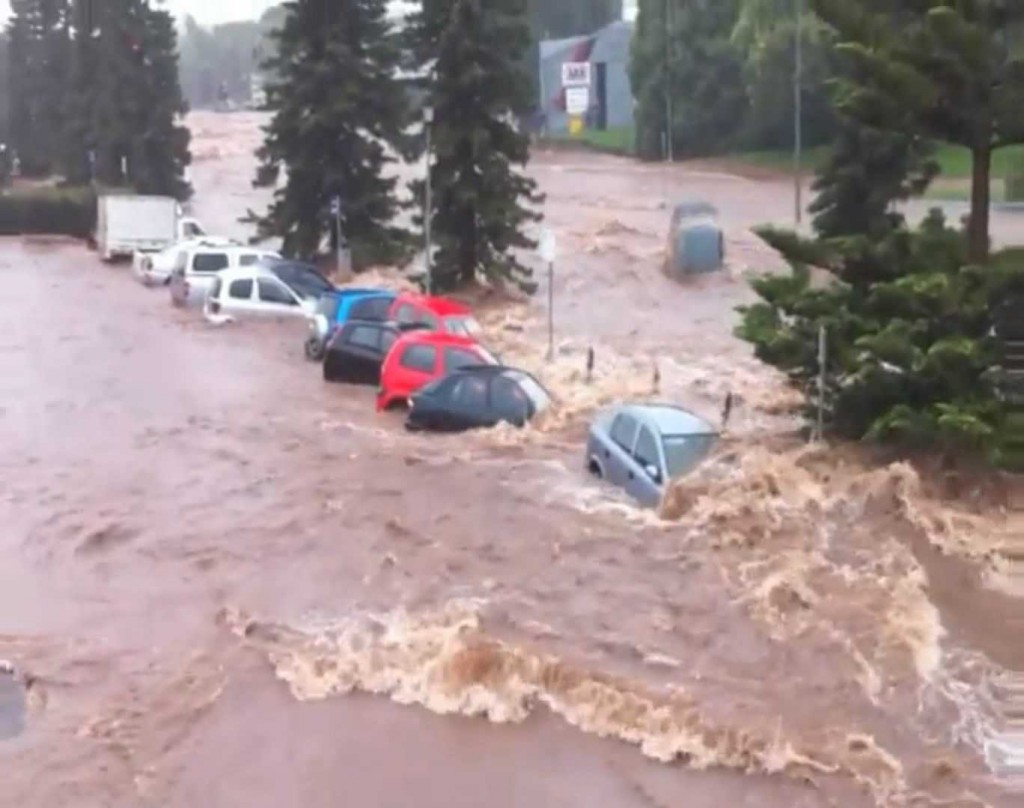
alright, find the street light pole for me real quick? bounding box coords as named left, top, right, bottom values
left=664, top=0, right=673, bottom=162
left=794, top=0, right=803, bottom=226
left=424, top=104, right=434, bottom=296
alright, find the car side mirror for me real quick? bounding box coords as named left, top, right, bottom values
left=644, top=464, right=661, bottom=483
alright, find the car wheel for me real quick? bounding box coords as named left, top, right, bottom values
left=304, top=336, right=325, bottom=362
left=587, top=457, right=604, bottom=479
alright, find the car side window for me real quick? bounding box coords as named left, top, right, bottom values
left=380, top=329, right=398, bottom=355
left=228, top=278, right=253, bottom=300
left=238, top=253, right=260, bottom=266
left=258, top=278, right=298, bottom=305
left=399, top=344, right=436, bottom=373
left=609, top=414, right=638, bottom=452
left=443, top=347, right=481, bottom=374
left=634, top=427, right=660, bottom=475
left=192, top=252, right=229, bottom=273
left=395, top=304, right=416, bottom=323
left=491, top=376, right=529, bottom=418
left=346, top=325, right=379, bottom=349
left=448, top=376, right=489, bottom=410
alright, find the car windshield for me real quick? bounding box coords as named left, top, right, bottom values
left=662, top=433, right=717, bottom=479
left=273, top=264, right=334, bottom=298
left=443, top=315, right=481, bottom=337
left=508, top=371, right=551, bottom=411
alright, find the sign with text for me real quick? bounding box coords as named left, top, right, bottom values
left=565, top=87, right=589, bottom=116
left=561, top=61, right=591, bottom=87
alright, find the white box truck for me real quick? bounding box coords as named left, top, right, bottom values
left=96, top=194, right=206, bottom=262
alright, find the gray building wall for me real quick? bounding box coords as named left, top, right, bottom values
left=538, top=21, right=634, bottom=136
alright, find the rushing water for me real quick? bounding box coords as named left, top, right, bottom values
left=0, top=112, right=1019, bottom=807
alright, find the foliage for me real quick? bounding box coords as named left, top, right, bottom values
left=738, top=210, right=1018, bottom=463
left=250, top=0, right=410, bottom=267
left=811, top=0, right=1024, bottom=261
left=5, top=0, right=191, bottom=198
left=809, top=122, right=937, bottom=238
left=406, top=0, right=544, bottom=292
left=631, top=0, right=749, bottom=160
left=8, top=0, right=70, bottom=177
left=730, top=0, right=837, bottom=151
left=178, top=7, right=286, bottom=110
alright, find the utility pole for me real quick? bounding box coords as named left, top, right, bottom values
left=424, top=105, right=434, bottom=296
left=664, top=0, right=673, bottom=162
left=794, top=0, right=803, bottom=226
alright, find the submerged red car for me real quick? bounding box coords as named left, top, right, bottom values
left=376, top=330, right=499, bottom=411
left=387, top=293, right=482, bottom=338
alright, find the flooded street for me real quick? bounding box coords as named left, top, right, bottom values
left=0, top=112, right=1019, bottom=807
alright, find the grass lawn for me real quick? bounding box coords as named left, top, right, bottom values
left=541, top=125, right=634, bottom=154
left=730, top=142, right=1024, bottom=180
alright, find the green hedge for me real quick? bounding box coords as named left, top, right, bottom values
left=0, top=187, right=98, bottom=238
left=1005, top=172, right=1024, bottom=202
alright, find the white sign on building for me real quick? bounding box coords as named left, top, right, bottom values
left=565, top=87, right=590, bottom=116
left=561, top=61, right=591, bottom=88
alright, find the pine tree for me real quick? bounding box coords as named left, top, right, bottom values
left=7, top=0, right=70, bottom=175
left=59, top=0, right=189, bottom=196
left=812, top=0, right=1024, bottom=263
left=407, top=0, right=544, bottom=292
left=809, top=124, right=936, bottom=239
left=252, top=0, right=410, bottom=266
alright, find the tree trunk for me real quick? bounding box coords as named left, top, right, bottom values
left=968, top=144, right=991, bottom=263
left=458, top=208, right=476, bottom=287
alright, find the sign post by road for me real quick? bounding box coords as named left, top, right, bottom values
left=539, top=228, right=557, bottom=361
left=330, top=195, right=347, bottom=275
left=562, top=61, right=591, bottom=138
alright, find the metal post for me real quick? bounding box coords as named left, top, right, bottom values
left=334, top=200, right=343, bottom=274
left=816, top=323, right=826, bottom=442
left=664, top=0, right=673, bottom=163
left=794, top=0, right=803, bottom=226
left=424, top=106, right=434, bottom=296
left=547, top=260, right=554, bottom=361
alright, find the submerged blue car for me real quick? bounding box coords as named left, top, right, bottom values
left=304, top=288, right=396, bottom=360
left=586, top=403, right=718, bottom=508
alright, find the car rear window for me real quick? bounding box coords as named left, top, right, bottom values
left=193, top=252, right=229, bottom=273
left=443, top=316, right=481, bottom=338
left=346, top=325, right=380, bottom=349
left=399, top=344, right=436, bottom=373
left=350, top=296, right=392, bottom=321
left=444, top=347, right=484, bottom=374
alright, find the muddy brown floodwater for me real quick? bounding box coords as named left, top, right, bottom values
left=0, top=111, right=1020, bottom=808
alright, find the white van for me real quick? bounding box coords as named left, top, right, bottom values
left=168, top=245, right=279, bottom=308
left=133, top=237, right=242, bottom=286
left=204, top=265, right=320, bottom=321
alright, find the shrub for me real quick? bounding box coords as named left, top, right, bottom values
left=737, top=210, right=1020, bottom=466
left=0, top=186, right=97, bottom=238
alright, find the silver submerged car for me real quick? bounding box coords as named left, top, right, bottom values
left=585, top=403, right=718, bottom=507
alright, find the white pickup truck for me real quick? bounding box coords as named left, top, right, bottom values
left=95, top=194, right=206, bottom=262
